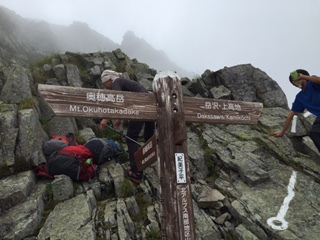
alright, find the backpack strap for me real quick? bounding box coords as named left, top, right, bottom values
left=99, top=142, right=111, bottom=163
left=65, top=132, right=77, bottom=146
left=34, top=163, right=55, bottom=180
left=99, top=138, right=122, bottom=163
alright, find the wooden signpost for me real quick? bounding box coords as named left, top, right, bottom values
left=38, top=71, right=263, bottom=240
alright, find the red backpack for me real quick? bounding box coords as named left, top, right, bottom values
left=36, top=145, right=98, bottom=181
left=58, top=145, right=93, bottom=161
left=42, top=133, right=78, bottom=157
left=51, top=135, right=73, bottom=144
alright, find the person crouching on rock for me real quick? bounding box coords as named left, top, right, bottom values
left=99, top=70, right=155, bottom=184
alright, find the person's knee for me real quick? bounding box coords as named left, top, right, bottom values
left=309, top=129, right=318, bottom=140
left=309, top=129, right=320, bottom=150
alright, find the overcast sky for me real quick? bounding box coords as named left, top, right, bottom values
left=0, top=0, right=319, bottom=105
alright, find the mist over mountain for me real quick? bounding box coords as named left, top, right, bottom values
left=121, top=31, right=194, bottom=78
left=48, top=21, right=120, bottom=53
left=0, top=6, right=193, bottom=77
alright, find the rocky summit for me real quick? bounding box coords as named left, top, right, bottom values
left=0, top=48, right=320, bottom=240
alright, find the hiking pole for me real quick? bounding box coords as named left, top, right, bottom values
left=106, top=125, right=142, bottom=146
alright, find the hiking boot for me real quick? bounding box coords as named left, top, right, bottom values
left=125, top=169, right=143, bottom=184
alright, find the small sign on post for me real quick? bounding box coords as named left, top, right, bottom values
left=134, top=134, right=157, bottom=171
left=175, top=153, right=187, bottom=183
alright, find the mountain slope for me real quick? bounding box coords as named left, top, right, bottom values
left=0, top=6, right=119, bottom=64
left=49, top=21, right=120, bottom=53
left=121, top=31, right=195, bottom=78
left=0, top=6, right=192, bottom=78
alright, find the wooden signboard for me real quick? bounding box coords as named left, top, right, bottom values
left=38, top=73, right=263, bottom=240
left=37, top=84, right=157, bottom=120
left=183, top=97, right=262, bottom=124
left=134, top=133, right=157, bottom=171
left=38, top=84, right=262, bottom=124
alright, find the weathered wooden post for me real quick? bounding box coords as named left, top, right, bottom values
left=153, top=72, right=196, bottom=239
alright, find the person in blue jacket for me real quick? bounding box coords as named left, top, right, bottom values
left=99, top=70, right=155, bottom=183
left=271, top=69, right=320, bottom=153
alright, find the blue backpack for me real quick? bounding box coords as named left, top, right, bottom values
left=84, top=138, right=122, bottom=164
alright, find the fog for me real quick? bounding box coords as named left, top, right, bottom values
left=0, top=0, right=319, bottom=105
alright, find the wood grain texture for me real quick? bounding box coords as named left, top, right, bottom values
left=38, top=84, right=263, bottom=124
left=153, top=75, right=196, bottom=240
left=38, top=84, right=157, bottom=120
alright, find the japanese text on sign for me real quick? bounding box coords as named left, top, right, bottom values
left=180, top=186, right=191, bottom=239
left=175, top=153, right=186, bottom=183
left=204, top=101, right=242, bottom=111
left=142, top=141, right=153, bottom=154
left=141, top=141, right=155, bottom=165
left=87, top=92, right=125, bottom=103
left=69, top=105, right=139, bottom=115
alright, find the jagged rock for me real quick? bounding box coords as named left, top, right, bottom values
left=193, top=182, right=225, bottom=209
left=52, top=64, right=66, bottom=81
left=44, top=116, right=78, bottom=137
left=192, top=202, right=222, bottom=239
left=79, top=127, right=96, bottom=142
left=201, top=69, right=220, bottom=88
left=116, top=198, right=136, bottom=239
left=0, top=182, right=47, bottom=240
left=89, top=65, right=101, bottom=76
left=0, top=171, right=36, bottom=213
left=106, top=161, right=126, bottom=198
left=217, top=64, right=288, bottom=108
left=188, top=77, right=209, bottom=97
left=188, top=131, right=209, bottom=180
left=214, top=212, right=231, bottom=225
left=229, top=200, right=269, bottom=240
left=234, top=224, right=260, bottom=240
left=60, top=53, right=70, bottom=64
left=51, top=175, right=74, bottom=201
left=146, top=203, right=161, bottom=233
left=125, top=196, right=140, bottom=219
left=43, top=64, right=52, bottom=72
left=37, top=190, right=97, bottom=240
left=210, top=85, right=232, bottom=99
left=0, top=65, right=33, bottom=104
left=103, top=200, right=117, bottom=228
left=16, top=108, right=48, bottom=166
left=66, top=64, right=82, bottom=87
left=0, top=102, right=19, bottom=166
left=82, top=53, right=105, bottom=66
left=52, top=58, right=60, bottom=66
left=97, top=163, right=114, bottom=194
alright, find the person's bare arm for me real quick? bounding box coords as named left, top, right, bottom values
left=299, top=74, right=320, bottom=85
left=100, top=119, right=109, bottom=130
left=270, top=111, right=296, bottom=137
left=113, top=119, right=123, bottom=131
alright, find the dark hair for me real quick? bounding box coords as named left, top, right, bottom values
left=289, top=69, right=310, bottom=83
